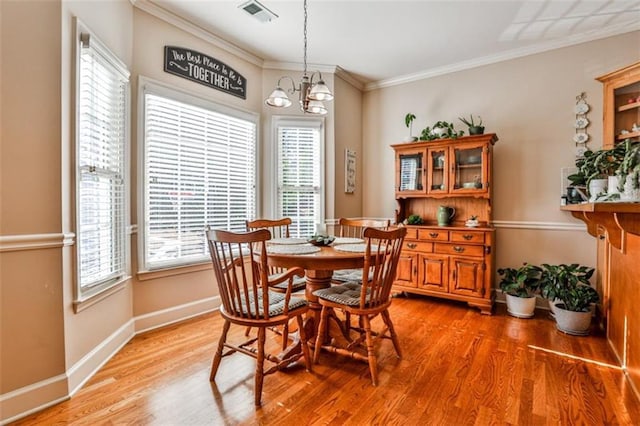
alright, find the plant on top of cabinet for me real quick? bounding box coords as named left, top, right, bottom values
left=458, top=115, right=485, bottom=135
left=404, top=113, right=418, bottom=142
left=498, top=263, right=542, bottom=318
left=419, top=121, right=464, bottom=141
left=406, top=214, right=424, bottom=225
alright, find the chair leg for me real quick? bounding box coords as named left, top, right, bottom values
left=362, top=315, right=379, bottom=386
left=210, top=319, right=231, bottom=381
left=313, top=306, right=330, bottom=364
left=297, top=314, right=312, bottom=372
left=381, top=309, right=402, bottom=358
left=245, top=326, right=251, bottom=337
left=255, top=327, right=266, bottom=406
left=281, top=321, right=289, bottom=351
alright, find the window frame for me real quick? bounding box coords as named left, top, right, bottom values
left=138, top=76, right=259, bottom=273
left=73, top=19, right=131, bottom=303
left=272, top=116, right=325, bottom=237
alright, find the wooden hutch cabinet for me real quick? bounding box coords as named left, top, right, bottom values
left=391, top=133, right=498, bottom=315
left=597, top=60, right=640, bottom=148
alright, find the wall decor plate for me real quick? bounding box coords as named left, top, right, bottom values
left=574, top=117, right=589, bottom=129
left=573, top=133, right=589, bottom=143
left=574, top=102, right=590, bottom=114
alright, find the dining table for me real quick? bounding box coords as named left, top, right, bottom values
left=263, top=237, right=372, bottom=344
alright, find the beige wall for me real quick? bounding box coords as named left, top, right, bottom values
left=3, top=0, right=637, bottom=421
left=334, top=75, right=363, bottom=218
left=1, top=0, right=65, bottom=394
left=362, top=31, right=640, bottom=272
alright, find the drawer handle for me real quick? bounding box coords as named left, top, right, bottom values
left=463, top=234, right=473, bottom=240
left=453, top=246, right=465, bottom=253
left=429, top=232, right=439, bottom=238
left=407, top=243, right=417, bottom=249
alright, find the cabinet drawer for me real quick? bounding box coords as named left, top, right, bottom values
left=403, top=241, right=433, bottom=252
left=450, top=231, right=485, bottom=244
left=418, top=229, right=449, bottom=241
left=404, top=228, right=418, bottom=239
left=434, top=243, right=484, bottom=257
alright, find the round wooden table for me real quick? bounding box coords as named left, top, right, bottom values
left=265, top=244, right=369, bottom=336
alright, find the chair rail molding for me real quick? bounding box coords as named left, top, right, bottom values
left=0, top=233, right=75, bottom=252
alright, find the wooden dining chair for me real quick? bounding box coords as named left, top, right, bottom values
left=332, top=218, right=391, bottom=284
left=206, top=228, right=312, bottom=406
left=312, top=226, right=407, bottom=386
left=246, top=218, right=307, bottom=293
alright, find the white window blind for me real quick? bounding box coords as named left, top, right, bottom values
left=76, top=29, right=129, bottom=294
left=276, top=121, right=322, bottom=238
left=143, top=91, right=257, bottom=270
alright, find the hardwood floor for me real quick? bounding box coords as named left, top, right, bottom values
left=12, top=296, right=640, bottom=425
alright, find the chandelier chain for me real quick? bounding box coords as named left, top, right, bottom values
left=303, top=0, right=308, bottom=75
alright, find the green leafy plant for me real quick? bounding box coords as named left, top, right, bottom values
left=497, top=263, right=542, bottom=298
left=458, top=115, right=482, bottom=128
left=568, top=144, right=626, bottom=189
left=419, top=121, right=464, bottom=141
left=405, top=113, right=416, bottom=128
left=404, top=113, right=417, bottom=141
left=615, top=138, right=640, bottom=192
left=539, top=263, right=597, bottom=312
left=406, top=214, right=423, bottom=225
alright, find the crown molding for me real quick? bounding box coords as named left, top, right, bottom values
left=263, top=62, right=364, bottom=91
left=366, top=26, right=640, bottom=91
left=262, top=61, right=337, bottom=75
left=131, top=0, right=264, bottom=67
left=335, top=66, right=365, bottom=91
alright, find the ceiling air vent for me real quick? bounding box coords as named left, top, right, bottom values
left=239, top=0, right=278, bottom=23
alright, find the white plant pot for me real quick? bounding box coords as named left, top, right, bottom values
left=588, top=178, right=608, bottom=202
left=554, top=304, right=593, bottom=336
left=607, top=176, right=619, bottom=195
left=505, top=294, right=536, bottom=318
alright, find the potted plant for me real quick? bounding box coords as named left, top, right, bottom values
left=615, top=138, right=640, bottom=200
left=568, top=144, right=625, bottom=201
left=458, top=115, right=485, bottom=135
left=419, top=121, right=464, bottom=141
left=404, top=113, right=417, bottom=142
left=497, top=263, right=542, bottom=318
left=539, top=263, right=597, bottom=335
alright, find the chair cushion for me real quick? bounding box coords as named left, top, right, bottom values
left=270, top=274, right=306, bottom=292
left=238, top=290, right=307, bottom=317
left=313, top=282, right=363, bottom=306
left=331, top=268, right=373, bottom=283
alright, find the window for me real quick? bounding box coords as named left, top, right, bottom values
left=141, top=81, right=257, bottom=271
left=275, top=118, right=324, bottom=238
left=75, top=23, right=130, bottom=299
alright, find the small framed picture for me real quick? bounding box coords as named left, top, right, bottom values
left=345, top=149, right=356, bottom=193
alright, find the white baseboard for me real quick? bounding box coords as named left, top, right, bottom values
left=0, top=297, right=220, bottom=424
left=134, top=296, right=221, bottom=334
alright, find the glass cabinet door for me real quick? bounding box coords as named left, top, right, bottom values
left=451, top=145, right=486, bottom=192
left=428, top=148, right=447, bottom=193
left=398, top=152, right=424, bottom=192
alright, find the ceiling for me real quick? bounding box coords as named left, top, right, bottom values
left=146, top=0, right=640, bottom=88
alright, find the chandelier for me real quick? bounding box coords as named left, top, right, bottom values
left=264, top=0, right=333, bottom=115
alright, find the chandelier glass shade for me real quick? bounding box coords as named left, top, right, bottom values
left=264, top=0, right=333, bottom=115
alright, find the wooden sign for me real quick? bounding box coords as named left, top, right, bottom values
left=164, top=46, right=246, bottom=99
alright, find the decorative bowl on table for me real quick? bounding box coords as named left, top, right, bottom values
left=308, top=235, right=335, bottom=246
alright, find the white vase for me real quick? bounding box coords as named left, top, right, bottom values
left=588, top=178, right=608, bottom=202
left=505, top=294, right=537, bottom=318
